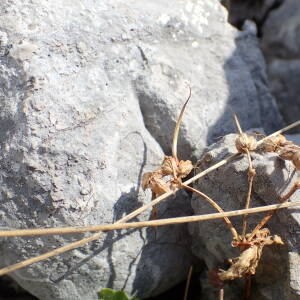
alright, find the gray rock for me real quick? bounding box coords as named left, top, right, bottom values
left=189, top=133, right=300, bottom=299
left=135, top=3, right=282, bottom=161
left=221, top=0, right=281, bottom=34
left=0, top=1, right=198, bottom=299
left=261, top=0, right=300, bottom=129
left=221, top=0, right=300, bottom=129
left=286, top=134, right=300, bottom=145
left=0, top=0, right=283, bottom=299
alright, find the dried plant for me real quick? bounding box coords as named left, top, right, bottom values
left=0, top=91, right=299, bottom=300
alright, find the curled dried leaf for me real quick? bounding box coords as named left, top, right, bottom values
left=219, top=230, right=283, bottom=281
left=219, top=245, right=260, bottom=281
left=161, top=156, right=178, bottom=177
left=235, top=134, right=257, bottom=153
left=278, top=147, right=297, bottom=161
left=142, top=171, right=170, bottom=196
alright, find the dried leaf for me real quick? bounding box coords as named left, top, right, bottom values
left=141, top=171, right=170, bottom=195
left=219, top=245, right=260, bottom=281
left=219, top=230, right=283, bottom=281
left=161, top=156, right=178, bottom=177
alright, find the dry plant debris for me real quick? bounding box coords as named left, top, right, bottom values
left=219, top=229, right=284, bottom=281
left=0, top=88, right=299, bottom=300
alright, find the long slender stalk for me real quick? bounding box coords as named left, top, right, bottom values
left=241, top=149, right=255, bottom=237
left=183, top=265, right=193, bottom=300
left=0, top=201, right=299, bottom=238
left=172, top=87, right=191, bottom=161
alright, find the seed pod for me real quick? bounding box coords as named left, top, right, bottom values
left=235, top=134, right=257, bottom=153
left=263, top=134, right=287, bottom=152
left=178, top=160, right=193, bottom=178
left=292, top=151, right=300, bottom=170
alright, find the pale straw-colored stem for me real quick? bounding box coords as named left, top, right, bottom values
left=219, top=288, right=224, bottom=300
left=172, top=87, right=191, bottom=161
left=241, top=149, right=255, bottom=237
left=0, top=201, right=299, bottom=239
left=183, top=265, right=193, bottom=300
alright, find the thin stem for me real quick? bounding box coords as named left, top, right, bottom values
left=172, top=86, right=192, bottom=161
left=183, top=265, right=193, bottom=300
left=233, top=113, right=243, bottom=136
left=182, top=183, right=239, bottom=240
left=241, top=149, right=255, bottom=237
left=0, top=202, right=300, bottom=276
left=219, top=288, right=224, bottom=300
left=0, top=201, right=299, bottom=238
left=244, top=275, right=252, bottom=300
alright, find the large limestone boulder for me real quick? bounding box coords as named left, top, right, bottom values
left=0, top=0, right=282, bottom=299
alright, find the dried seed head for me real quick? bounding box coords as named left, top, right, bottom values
left=292, top=151, right=300, bottom=170
left=149, top=177, right=171, bottom=195
left=177, top=160, right=193, bottom=178
left=235, top=134, right=257, bottom=153
left=161, top=156, right=177, bottom=176
left=263, top=134, right=286, bottom=152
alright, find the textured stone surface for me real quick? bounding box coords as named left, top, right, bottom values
left=221, top=0, right=300, bottom=130
left=135, top=3, right=282, bottom=161
left=0, top=0, right=284, bottom=299
left=189, top=133, right=300, bottom=299
left=0, top=1, right=198, bottom=299
left=261, top=0, right=300, bottom=129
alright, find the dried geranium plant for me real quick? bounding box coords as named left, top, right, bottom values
left=0, top=91, right=299, bottom=300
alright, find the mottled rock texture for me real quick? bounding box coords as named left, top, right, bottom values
left=190, top=133, right=300, bottom=299
left=0, top=0, right=283, bottom=299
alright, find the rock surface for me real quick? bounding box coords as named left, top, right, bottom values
left=189, top=133, right=300, bottom=299
left=221, top=0, right=300, bottom=130
left=0, top=0, right=284, bottom=299
left=261, top=0, right=300, bottom=130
